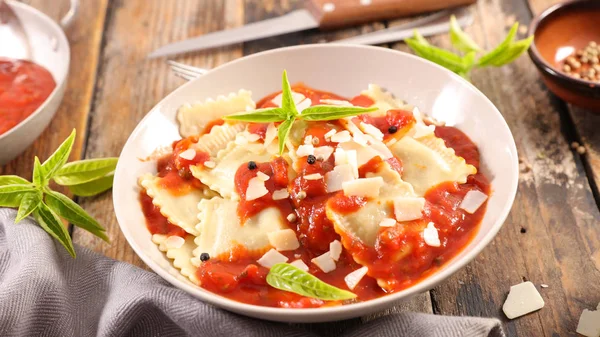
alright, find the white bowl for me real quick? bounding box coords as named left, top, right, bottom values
left=0, top=1, right=71, bottom=165
left=113, top=44, right=518, bottom=322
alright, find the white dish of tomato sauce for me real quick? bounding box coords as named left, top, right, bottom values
left=113, top=44, right=518, bottom=322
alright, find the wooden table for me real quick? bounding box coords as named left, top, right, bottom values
left=3, top=0, right=600, bottom=335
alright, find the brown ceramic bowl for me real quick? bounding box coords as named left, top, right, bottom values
left=528, top=0, right=600, bottom=111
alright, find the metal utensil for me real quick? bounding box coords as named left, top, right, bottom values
left=0, top=0, right=31, bottom=59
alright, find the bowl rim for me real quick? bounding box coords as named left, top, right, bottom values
left=527, top=0, right=600, bottom=89
left=114, top=44, right=519, bottom=320
left=0, top=0, right=70, bottom=141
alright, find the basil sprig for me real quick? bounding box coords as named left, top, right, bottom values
left=266, top=263, right=357, bottom=301
left=224, top=70, right=377, bottom=154
left=406, top=15, right=533, bottom=80
left=0, top=130, right=117, bottom=257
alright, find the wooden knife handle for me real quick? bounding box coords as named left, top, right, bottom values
left=307, top=0, right=476, bottom=30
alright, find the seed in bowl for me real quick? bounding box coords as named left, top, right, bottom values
left=560, top=41, right=600, bottom=82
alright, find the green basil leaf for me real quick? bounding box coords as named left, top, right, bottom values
left=44, top=190, right=109, bottom=242
left=483, top=35, right=534, bottom=67
left=406, top=37, right=469, bottom=74
left=300, top=106, right=378, bottom=121
left=223, top=108, right=287, bottom=123
left=449, top=15, right=480, bottom=53
left=40, top=129, right=76, bottom=180
left=277, top=118, right=295, bottom=155
left=15, top=191, right=42, bottom=223
left=267, top=263, right=357, bottom=301
left=34, top=202, right=76, bottom=257
left=53, top=158, right=118, bottom=186
left=280, top=70, right=298, bottom=117
left=67, top=174, right=114, bottom=197
left=478, top=22, right=519, bottom=67
left=0, top=184, right=37, bottom=207
left=0, top=175, right=30, bottom=186
left=33, top=156, right=45, bottom=187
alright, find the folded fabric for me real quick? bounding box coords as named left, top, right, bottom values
left=0, top=208, right=504, bottom=337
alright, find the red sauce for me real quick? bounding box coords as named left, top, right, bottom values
left=139, top=84, right=491, bottom=308
left=0, top=58, right=56, bottom=135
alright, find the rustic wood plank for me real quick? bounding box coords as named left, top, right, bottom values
left=243, top=0, right=432, bottom=321
left=387, top=0, right=600, bottom=336
left=0, top=0, right=108, bottom=179
left=72, top=0, right=245, bottom=267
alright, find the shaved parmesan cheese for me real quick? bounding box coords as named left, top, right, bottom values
left=413, top=123, right=436, bottom=139
left=304, top=173, right=323, bottom=180
left=360, top=122, right=384, bottom=141
left=165, top=236, right=185, bottom=249
left=235, top=134, right=249, bottom=145
left=204, top=161, right=216, bottom=168
left=268, top=229, right=300, bottom=251
left=246, top=133, right=261, bottom=143
left=460, top=190, right=488, bottom=214
left=342, top=177, right=384, bottom=198
left=386, top=138, right=398, bottom=147
left=324, top=129, right=337, bottom=139
left=272, top=91, right=305, bottom=107
left=264, top=123, right=277, bottom=147
left=393, top=197, right=425, bottom=221
left=296, top=144, right=315, bottom=157
left=379, top=218, right=397, bottom=227
left=325, top=164, right=355, bottom=193
left=423, top=222, right=441, bottom=247
left=320, top=99, right=353, bottom=106
left=577, top=304, right=600, bottom=337
left=331, top=130, right=352, bottom=143
left=296, top=98, right=312, bottom=113
left=314, top=146, right=334, bottom=161
left=502, top=281, right=545, bottom=319
left=257, top=249, right=289, bottom=268
left=256, top=171, right=270, bottom=181
left=304, top=135, right=314, bottom=145
left=311, top=252, right=336, bottom=273
left=246, top=177, right=268, bottom=201
left=344, top=266, right=368, bottom=290
left=352, top=132, right=369, bottom=147
left=290, top=259, right=309, bottom=272
left=272, top=188, right=289, bottom=200
left=329, top=240, right=342, bottom=261
left=334, top=148, right=347, bottom=166
left=366, top=136, right=393, bottom=159
left=179, top=149, right=196, bottom=160
left=346, top=150, right=359, bottom=178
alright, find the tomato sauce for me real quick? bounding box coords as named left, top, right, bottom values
left=139, top=85, right=491, bottom=308
left=0, top=58, right=56, bottom=136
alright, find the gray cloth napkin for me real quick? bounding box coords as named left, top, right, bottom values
left=0, top=208, right=504, bottom=337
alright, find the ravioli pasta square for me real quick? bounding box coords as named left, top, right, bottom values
left=152, top=234, right=199, bottom=285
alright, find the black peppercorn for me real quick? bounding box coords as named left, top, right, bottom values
left=307, top=155, right=316, bottom=164
left=388, top=125, right=398, bottom=134
left=520, top=227, right=527, bottom=234
left=247, top=161, right=257, bottom=170
left=200, top=252, right=210, bottom=262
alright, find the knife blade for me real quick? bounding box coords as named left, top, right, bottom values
left=148, top=0, right=477, bottom=59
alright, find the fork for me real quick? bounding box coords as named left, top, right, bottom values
left=168, top=60, right=208, bottom=81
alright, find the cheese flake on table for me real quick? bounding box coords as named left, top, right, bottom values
left=345, top=266, right=369, bottom=290
left=325, top=164, right=355, bottom=193
left=502, top=281, right=545, bottom=319
left=423, top=222, right=441, bottom=247
left=267, top=229, right=300, bottom=251
left=257, top=249, right=289, bottom=268
left=272, top=188, right=289, bottom=200
left=245, top=177, right=268, bottom=201
left=360, top=122, right=384, bottom=141
left=296, top=144, right=315, bottom=157
left=314, top=146, right=334, bottom=161
left=304, top=173, right=323, bottom=181
left=393, top=197, right=426, bottom=221
left=289, top=259, right=309, bottom=272
left=331, top=130, right=352, bottom=143
left=379, top=218, right=397, bottom=227
left=329, top=240, right=342, bottom=261
left=459, top=190, right=488, bottom=214
left=576, top=303, right=600, bottom=337
left=342, top=177, right=384, bottom=198
left=179, top=149, right=196, bottom=160
left=311, top=252, right=336, bottom=273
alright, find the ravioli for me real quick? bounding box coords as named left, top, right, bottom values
left=177, top=89, right=255, bottom=137
left=191, top=197, right=289, bottom=266
left=152, top=234, right=199, bottom=285
left=190, top=141, right=272, bottom=199
left=139, top=173, right=215, bottom=236
left=389, top=132, right=477, bottom=196
left=191, top=122, right=245, bottom=158
left=361, top=84, right=408, bottom=115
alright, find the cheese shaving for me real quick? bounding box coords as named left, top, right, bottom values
left=325, top=164, right=355, bottom=193
left=267, top=229, right=300, bottom=251
left=164, top=236, right=185, bottom=249
left=257, top=249, right=289, bottom=268
left=393, top=197, right=425, bottom=221
left=324, top=129, right=337, bottom=139
left=245, top=177, right=268, bottom=201
left=289, top=259, right=309, bottom=272
left=329, top=240, right=342, bottom=261
left=296, top=144, right=315, bottom=157
left=204, top=161, right=216, bottom=168
left=379, top=218, right=397, bottom=227
left=311, top=252, right=336, bottom=273
left=577, top=303, right=600, bottom=337
left=304, top=173, right=323, bottom=180
left=314, top=146, right=334, bottom=161
left=344, top=266, right=369, bottom=290
left=320, top=99, right=353, bottom=106
left=502, top=281, right=545, bottom=319
left=342, top=177, right=384, bottom=198
left=256, top=171, right=270, bottom=181
left=423, top=222, right=441, bottom=247
left=360, top=122, right=384, bottom=141
left=179, top=149, right=196, bottom=160
left=272, top=188, right=289, bottom=200
left=264, top=123, right=277, bottom=147
left=331, top=130, right=352, bottom=143
left=459, top=190, right=488, bottom=214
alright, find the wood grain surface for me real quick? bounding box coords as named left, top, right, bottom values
left=3, top=0, right=600, bottom=335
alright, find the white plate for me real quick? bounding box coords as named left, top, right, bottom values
left=113, top=44, right=518, bottom=322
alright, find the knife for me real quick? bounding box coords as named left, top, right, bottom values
left=148, top=0, right=476, bottom=59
